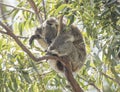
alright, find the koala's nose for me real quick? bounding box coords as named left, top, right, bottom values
left=49, top=46, right=55, bottom=50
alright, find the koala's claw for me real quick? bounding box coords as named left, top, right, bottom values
left=29, top=35, right=41, bottom=45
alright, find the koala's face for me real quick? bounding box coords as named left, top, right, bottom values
left=35, top=17, right=58, bottom=45
left=47, top=34, right=74, bottom=56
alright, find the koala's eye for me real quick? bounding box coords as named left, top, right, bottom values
left=47, top=21, right=53, bottom=26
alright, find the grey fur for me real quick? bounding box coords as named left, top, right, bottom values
left=47, top=24, right=86, bottom=73
left=29, top=17, right=86, bottom=74
left=29, top=17, right=58, bottom=50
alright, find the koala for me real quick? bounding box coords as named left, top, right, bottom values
left=29, top=17, right=58, bottom=50
left=47, top=24, right=86, bottom=73
left=29, top=17, right=86, bottom=74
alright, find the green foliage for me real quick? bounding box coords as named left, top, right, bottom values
left=0, top=0, right=120, bottom=92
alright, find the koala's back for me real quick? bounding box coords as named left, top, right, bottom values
left=63, top=24, right=86, bottom=72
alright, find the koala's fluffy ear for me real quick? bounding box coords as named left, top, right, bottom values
left=46, top=17, right=58, bottom=24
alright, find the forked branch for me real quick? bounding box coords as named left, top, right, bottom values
left=0, top=16, right=84, bottom=92
left=28, top=0, right=43, bottom=24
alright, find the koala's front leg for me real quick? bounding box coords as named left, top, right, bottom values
left=29, top=34, right=48, bottom=51
left=29, top=35, right=41, bottom=45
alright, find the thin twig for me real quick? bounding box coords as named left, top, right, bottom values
left=101, top=72, right=120, bottom=86
left=92, top=67, right=120, bottom=86
left=89, top=83, right=101, bottom=92
left=0, top=30, right=8, bottom=34
left=58, top=15, right=64, bottom=34
left=0, top=2, right=34, bottom=14
left=28, top=0, right=43, bottom=24
left=78, top=76, right=101, bottom=92
left=0, top=31, right=29, bottom=39
left=42, top=0, right=47, bottom=20
left=0, top=10, right=13, bottom=18
left=0, top=1, right=6, bottom=21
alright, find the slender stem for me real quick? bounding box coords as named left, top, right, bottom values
left=28, top=0, right=43, bottom=24
left=42, top=0, right=47, bottom=20
left=0, top=2, right=34, bottom=13
left=92, top=67, right=120, bottom=86
left=101, top=72, right=120, bottom=86
left=78, top=76, right=101, bottom=92
left=0, top=30, right=8, bottom=34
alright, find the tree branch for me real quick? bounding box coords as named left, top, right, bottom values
left=0, top=0, right=6, bottom=23
left=0, top=21, right=38, bottom=61
left=0, top=19, right=84, bottom=92
left=101, top=72, right=120, bottom=86
left=0, top=30, right=8, bottom=34
left=64, top=59, right=84, bottom=92
left=58, top=15, right=64, bottom=34
left=0, top=2, right=34, bottom=14
left=0, top=21, right=66, bottom=64
left=92, top=67, right=120, bottom=86
left=42, top=0, right=47, bottom=20
left=56, top=15, right=84, bottom=92
left=89, top=83, right=101, bottom=92
left=0, top=10, right=13, bottom=18
left=0, top=31, right=29, bottom=39
left=28, top=0, right=43, bottom=24
left=78, top=76, right=101, bottom=92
